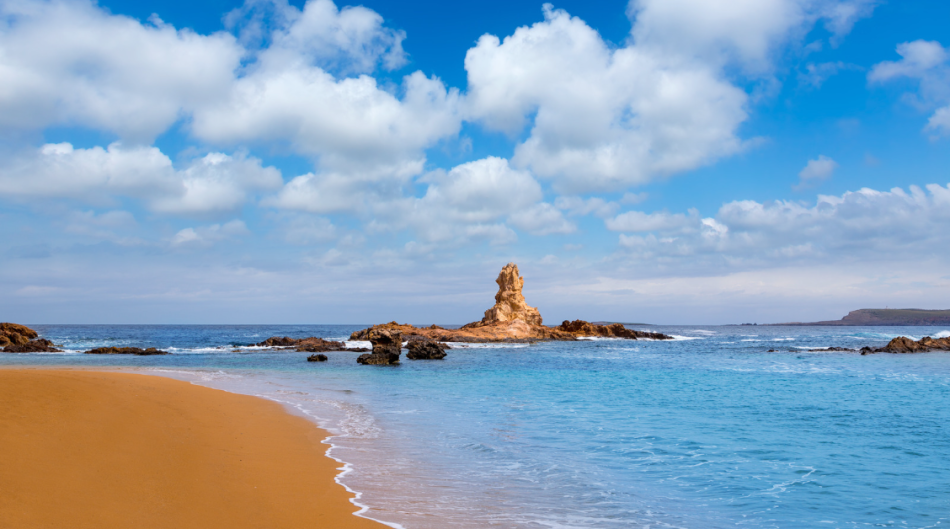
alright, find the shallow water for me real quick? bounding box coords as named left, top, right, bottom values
left=4, top=324, right=950, bottom=528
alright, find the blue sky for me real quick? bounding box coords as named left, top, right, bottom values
left=2, top=0, right=949, bottom=324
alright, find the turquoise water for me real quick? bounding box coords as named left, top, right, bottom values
left=3, top=324, right=950, bottom=528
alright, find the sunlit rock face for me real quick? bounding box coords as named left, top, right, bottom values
left=479, top=263, right=543, bottom=326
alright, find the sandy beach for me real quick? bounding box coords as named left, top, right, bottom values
left=0, top=369, right=385, bottom=529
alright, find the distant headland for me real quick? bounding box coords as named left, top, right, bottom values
left=773, top=308, right=950, bottom=326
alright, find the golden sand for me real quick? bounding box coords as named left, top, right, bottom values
left=0, top=369, right=385, bottom=529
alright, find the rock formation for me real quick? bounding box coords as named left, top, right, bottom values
left=406, top=339, right=448, bottom=360
left=1, top=322, right=37, bottom=347
left=860, top=335, right=950, bottom=355
left=350, top=263, right=674, bottom=344
left=307, top=354, right=328, bottom=362
left=555, top=320, right=673, bottom=340
left=251, top=336, right=355, bottom=352
left=357, top=328, right=402, bottom=365
left=472, top=263, right=542, bottom=327
left=84, top=347, right=169, bottom=356
left=4, top=339, right=62, bottom=353
left=1, top=323, right=62, bottom=352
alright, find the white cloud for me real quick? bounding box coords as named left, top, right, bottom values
left=798, top=61, right=857, bottom=88
left=794, top=154, right=837, bottom=189
left=509, top=203, right=576, bottom=235
left=609, top=183, right=950, bottom=273
left=192, top=0, right=460, bottom=172
left=0, top=0, right=242, bottom=142
left=464, top=5, right=747, bottom=193
left=869, top=40, right=948, bottom=81
left=227, top=0, right=407, bottom=75
left=554, top=196, right=619, bottom=218
left=171, top=220, right=249, bottom=247
left=0, top=142, right=281, bottom=214
left=606, top=210, right=695, bottom=232
left=463, top=2, right=870, bottom=194
left=869, top=40, right=950, bottom=137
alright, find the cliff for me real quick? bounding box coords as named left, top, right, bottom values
left=779, top=309, right=950, bottom=326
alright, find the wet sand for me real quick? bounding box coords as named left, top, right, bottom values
left=0, top=369, right=385, bottom=529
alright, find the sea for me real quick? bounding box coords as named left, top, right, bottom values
left=3, top=324, right=949, bottom=529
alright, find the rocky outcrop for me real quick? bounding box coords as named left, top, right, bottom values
left=307, top=354, right=328, bottom=362
left=4, top=339, right=62, bottom=353
left=84, top=347, right=169, bottom=356
left=350, top=264, right=672, bottom=344
left=252, top=336, right=348, bottom=352
left=555, top=320, right=673, bottom=340
left=406, top=339, right=447, bottom=360
left=860, top=336, right=950, bottom=355
left=351, top=320, right=576, bottom=343
left=356, top=328, right=402, bottom=365
left=472, top=263, right=542, bottom=327
left=1, top=323, right=62, bottom=352
left=1, top=322, right=38, bottom=347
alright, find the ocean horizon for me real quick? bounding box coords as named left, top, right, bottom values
left=4, top=323, right=949, bottom=528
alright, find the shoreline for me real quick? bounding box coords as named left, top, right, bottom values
left=0, top=368, right=392, bottom=529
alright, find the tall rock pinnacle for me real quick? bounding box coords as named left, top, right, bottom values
left=480, top=263, right=543, bottom=326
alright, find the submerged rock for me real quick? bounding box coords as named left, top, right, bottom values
left=406, top=339, right=448, bottom=360
left=84, top=347, right=169, bottom=356
left=306, top=354, right=328, bottom=362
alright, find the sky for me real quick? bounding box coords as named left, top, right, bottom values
left=2, top=0, right=949, bottom=325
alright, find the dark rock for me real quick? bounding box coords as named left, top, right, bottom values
left=556, top=320, right=674, bottom=340
left=406, top=340, right=448, bottom=360
left=84, top=347, right=169, bottom=356
left=367, top=328, right=402, bottom=356
left=356, top=352, right=401, bottom=365
left=307, top=354, right=328, bottom=362
left=253, top=336, right=299, bottom=347
left=3, top=338, right=62, bottom=353
left=252, top=336, right=347, bottom=352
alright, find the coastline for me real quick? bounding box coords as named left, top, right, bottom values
left=0, top=368, right=389, bottom=529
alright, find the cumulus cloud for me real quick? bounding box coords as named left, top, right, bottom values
left=192, top=0, right=460, bottom=173
left=607, top=183, right=950, bottom=272
left=0, top=0, right=242, bottom=142
left=0, top=143, right=282, bottom=214
left=869, top=40, right=950, bottom=137
left=794, top=154, right=837, bottom=189
left=463, top=1, right=870, bottom=194
left=227, top=0, right=407, bottom=75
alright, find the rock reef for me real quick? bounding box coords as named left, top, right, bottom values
left=357, top=328, right=402, bottom=365
left=251, top=336, right=364, bottom=352
left=860, top=336, right=950, bottom=355
left=1, top=323, right=62, bottom=352
left=351, top=263, right=673, bottom=344
left=84, top=347, right=169, bottom=356
left=406, top=339, right=448, bottom=360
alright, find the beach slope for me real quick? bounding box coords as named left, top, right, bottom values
left=0, top=369, right=384, bottom=529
